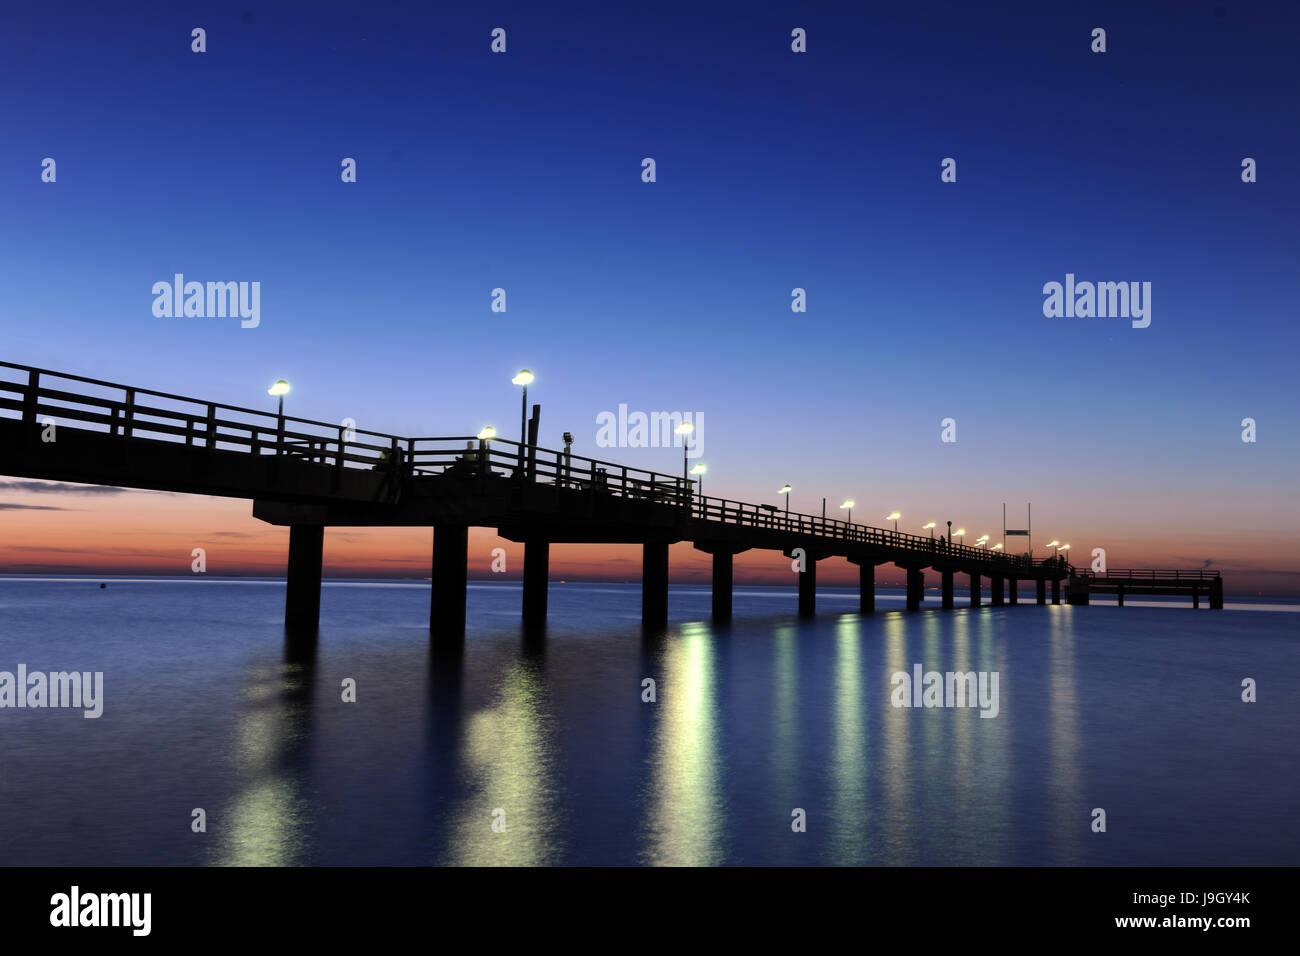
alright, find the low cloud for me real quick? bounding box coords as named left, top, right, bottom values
left=0, top=480, right=126, bottom=495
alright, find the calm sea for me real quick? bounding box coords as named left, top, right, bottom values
left=0, top=576, right=1296, bottom=866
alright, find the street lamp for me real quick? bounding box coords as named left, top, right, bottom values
left=267, top=379, right=290, bottom=416
left=778, top=484, right=791, bottom=516
left=923, top=521, right=936, bottom=538
left=992, top=542, right=1003, bottom=551
left=840, top=499, right=854, bottom=523
left=475, top=425, right=496, bottom=472
left=267, top=380, right=291, bottom=455
left=887, top=511, right=901, bottom=532
left=977, top=534, right=990, bottom=549
left=512, top=369, right=533, bottom=466
left=1058, top=544, right=1070, bottom=564
left=675, top=421, right=694, bottom=485
left=690, top=462, right=707, bottom=496
left=954, top=528, right=966, bottom=545
left=1046, top=539, right=1060, bottom=558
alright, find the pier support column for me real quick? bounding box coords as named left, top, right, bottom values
left=1068, top=577, right=1090, bottom=605
left=285, top=524, right=324, bottom=630
left=642, top=541, right=669, bottom=630
left=1193, top=591, right=1199, bottom=609
left=1210, top=578, right=1223, bottom=610
left=798, top=557, right=817, bottom=617
left=711, top=551, right=734, bottom=622
left=906, top=568, right=925, bottom=610
left=1008, top=578, right=1019, bottom=606
left=969, top=572, right=981, bottom=607
left=430, top=524, right=468, bottom=637
left=1118, top=585, right=1125, bottom=607
left=1036, top=579, right=1047, bottom=605
left=858, top=562, right=875, bottom=614
left=941, top=570, right=954, bottom=609
left=991, top=576, right=1005, bottom=606
left=694, top=542, right=750, bottom=623
left=1051, top=578, right=1061, bottom=604
left=522, top=540, right=549, bottom=628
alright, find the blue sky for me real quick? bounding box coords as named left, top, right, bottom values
left=2, top=0, right=1298, bottom=586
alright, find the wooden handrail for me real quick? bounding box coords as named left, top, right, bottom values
left=0, top=359, right=1092, bottom=573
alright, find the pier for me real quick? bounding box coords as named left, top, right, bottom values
left=0, top=361, right=1224, bottom=635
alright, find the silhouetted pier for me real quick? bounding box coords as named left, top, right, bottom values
left=0, top=362, right=1224, bottom=634
left=1068, top=569, right=1223, bottom=609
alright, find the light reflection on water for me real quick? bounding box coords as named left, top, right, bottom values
left=0, top=579, right=1296, bottom=866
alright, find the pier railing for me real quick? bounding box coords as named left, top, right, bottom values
left=0, top=360, right=1071, bottom=574
left=0, top=361, right=405, bottom=471
left=1074, top=569, right=1220, bottom=580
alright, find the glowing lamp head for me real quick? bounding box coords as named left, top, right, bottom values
left=840, top=499, right=855, bottom=509
left=268, top=380, right=290, bottom=397
left=954, top=528, right=966, bottom=537
left=778, top=484, right=792, bottom=495
left=477, top=425, right=497, bottom=441
left=690, top=463, right=707, bottom=476
left=512, top=369, right=534, bottom=386
left=922, top=522, right=936, bottom=529
left=675, top=421, right=694, bottom=436
left=887, top=512, right=901, bottom=521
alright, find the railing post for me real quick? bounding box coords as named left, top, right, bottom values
left=185, top=417, right=194, bottom=446
left=122, top=389, right=135, bottom=438
left=207, top=404, right=217, bottom=447
left=21, top=369, right=39, bottom=426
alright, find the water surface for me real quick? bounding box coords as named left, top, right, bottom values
left=0, top=577, right=1295, bottom=865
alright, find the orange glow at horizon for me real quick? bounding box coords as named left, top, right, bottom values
left=0, top=485, right=1296, bottom=596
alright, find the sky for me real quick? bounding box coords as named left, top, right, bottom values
left=1, top=0, right=1298, bottom=594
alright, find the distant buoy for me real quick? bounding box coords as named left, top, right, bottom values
left=99, top=583, right=107, bottom=589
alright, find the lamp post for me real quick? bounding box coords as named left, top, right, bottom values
left=268, top=379, right=290, bottom=416
left=946, top=520, right=952, bottom=545
left=1046, top=539, right=1060, bottom=559
left=887, top=511, right=901, bottom=533
left=840, top=499, right=854, bottom=524
left=690, top=462, right=707, bottom=496
left=954, top=528, right=966, bottom=546
left=1058, top=544, right=1070, bottom=566
left=977, top=535, right=990, bottom=549
left=923, top=521, right=936, bottom=538
left=512, top=370, right=533, bottom=467
left=675, top=421, right=694, bottom=487
left=268, top=380, right=290, bottom=454
left=475, top=425, right=496, bottom=474
left=778, top=484, right=791, bottom=518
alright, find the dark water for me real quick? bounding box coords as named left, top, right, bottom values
left=0, top=577, right=1296, bottom=866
